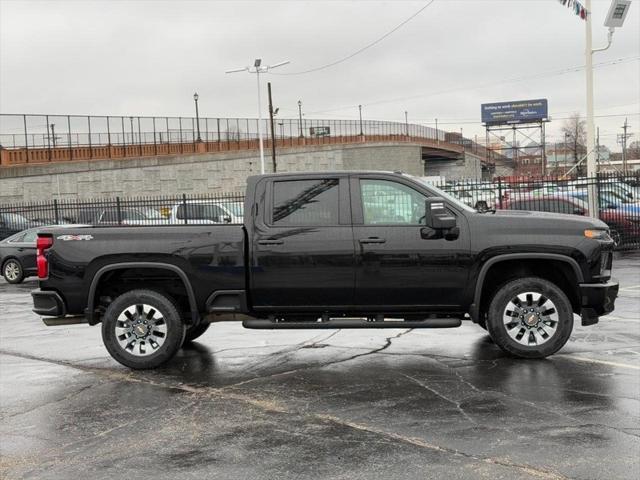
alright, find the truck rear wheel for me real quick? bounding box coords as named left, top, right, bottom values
left=184, top=322, right=210, bottom=343
left=486, top=277, right=573, bottom=359
left=101, top=289, right=186, bottom=369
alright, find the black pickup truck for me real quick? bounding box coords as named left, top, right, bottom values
left=32, top=171, right=619, bottom=369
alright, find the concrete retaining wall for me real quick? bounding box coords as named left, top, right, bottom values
left=0, top=143, right=424, bottom=203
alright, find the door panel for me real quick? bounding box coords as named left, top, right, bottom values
left=251, top=176, right=355, bottom=309
left=352, top=177, right=470, bottom=309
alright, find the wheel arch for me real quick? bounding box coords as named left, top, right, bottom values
left=470, top=253, right=584, bottom=322
left=87, top=262, right=199, bottom=325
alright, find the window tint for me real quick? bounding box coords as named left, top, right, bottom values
left=360, top=179, right=426, bottom=225
left=272, top=179, right=339, bottom=226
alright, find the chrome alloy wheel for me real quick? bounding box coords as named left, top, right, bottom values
left=503, top=292, right=559, bottom=347
left=4, top=261, right=20, bottom=282
left=115, top=304, right=167, bottom=356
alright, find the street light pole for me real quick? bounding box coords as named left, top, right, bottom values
left=404, top=111, right=409, bottom=137
left=193, top=92, right=201, bottom=142
left=50, top=123, right=56, bottom=147
left=358, top=105, right=363, bottom=136
left=226, top=58, right=290, bottom=174
left=585, top=0, right=631, bottom=215
left=297, top=100, right=304, bottom=138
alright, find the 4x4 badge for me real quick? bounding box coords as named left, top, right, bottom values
left=57, top=234, right=94, bottom=241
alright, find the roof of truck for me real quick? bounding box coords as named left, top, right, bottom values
left=248, top=170, right=405, bottom=179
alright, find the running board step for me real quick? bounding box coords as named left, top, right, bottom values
left=242, top=318, right=462, bottom=329
left=42, top=316, right=88, bottom=326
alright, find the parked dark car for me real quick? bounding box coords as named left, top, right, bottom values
left=0, top=213, right=40, bottom=241
left=1, top=225, right=85, bottom=284
left=32, top=171, right=618, bottom=369
left=1, top=228, right=38, bottom=283
left=503, top=194, right=588, bottom=215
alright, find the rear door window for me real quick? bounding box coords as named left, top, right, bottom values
left=272, top=179, right=339, bottom=226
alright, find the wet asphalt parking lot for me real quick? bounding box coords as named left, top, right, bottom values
left=1, top=253, right=639, bottom=480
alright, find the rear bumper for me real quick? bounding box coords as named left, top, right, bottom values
left=31, top=289, right=66, bottom=317
left=579, top=279, right=619, bottom=326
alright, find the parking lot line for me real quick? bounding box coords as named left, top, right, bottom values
left=558, top=355, right=640, bottom=370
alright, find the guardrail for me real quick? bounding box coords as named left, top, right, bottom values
left=0, top=114, right=471, bottom=167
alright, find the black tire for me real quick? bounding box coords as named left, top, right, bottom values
left=608, top=227, right=622, bottom=247
left=486, top=277, right=573, bottom=359
left=183, top=322, right=211, bottom=343
left=101, top=289, right=186, bottom=369
left=2, top=259, right=24, bottom=284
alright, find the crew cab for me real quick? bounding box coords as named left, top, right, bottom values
left=31, top=171, right=619, bottom=369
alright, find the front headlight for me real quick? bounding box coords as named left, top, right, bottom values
left=584, top=229, right=611, bottom=240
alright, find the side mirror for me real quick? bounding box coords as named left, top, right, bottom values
left=223, top=215, right=232, bottom=224
left=424, top=197, right=456, bottom=230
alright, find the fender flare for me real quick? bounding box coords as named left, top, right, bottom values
left=87, top=262, right=199, bottom=324
left=469, top=253, right=584, bottom=321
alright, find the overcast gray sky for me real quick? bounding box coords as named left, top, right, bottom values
left=1, top=0, right=639, bottom=149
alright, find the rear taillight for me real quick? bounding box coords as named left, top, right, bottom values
left=37, top=235, right=53, bottom=279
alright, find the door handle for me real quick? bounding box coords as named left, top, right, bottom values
left=359, top=237, right=386, bottom=244
left=258, top=239, right=284, bottom=246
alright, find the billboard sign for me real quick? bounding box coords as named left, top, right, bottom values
left=481, top=99, right=548, bottom=125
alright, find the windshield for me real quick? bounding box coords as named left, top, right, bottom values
left=411, top=176, right=476, bottom=212
left=226, top=202, right=244, bottom=217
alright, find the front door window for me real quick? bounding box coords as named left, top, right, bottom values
left=360, top=179, right=426, bottom=225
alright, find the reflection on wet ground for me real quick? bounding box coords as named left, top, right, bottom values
left=1, top=252, right=639, bottom=479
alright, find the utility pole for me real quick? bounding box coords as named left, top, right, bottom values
left=618, top=118, right=632, bottom=173
left=358, top=105, right=363, bottom=136
left=267, top=82, right=277, bottom=173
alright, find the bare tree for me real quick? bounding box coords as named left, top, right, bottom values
left=561, top=113, right=587, bottom=175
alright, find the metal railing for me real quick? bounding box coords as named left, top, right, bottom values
left=0, top=113, right=454, bottom=149
left=0, top=193, right=245, bottom=241
left=1, top=173, right=639, bottom=250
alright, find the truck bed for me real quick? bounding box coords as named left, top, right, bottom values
left=40, top=225, right=246, bottom=316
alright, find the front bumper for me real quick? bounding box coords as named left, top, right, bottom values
left=579, top=279, right=619, bottom=326
left=32, top=289, right=66, bottom=317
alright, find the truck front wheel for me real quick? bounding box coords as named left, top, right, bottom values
left=101, top=289, right=186, bottom=369
left=486, top=277, right=573, bottom=359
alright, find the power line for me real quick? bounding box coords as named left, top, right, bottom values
left=306, top=56, right=639, bottom=115
left=269, top=0, right=436, bottom=76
